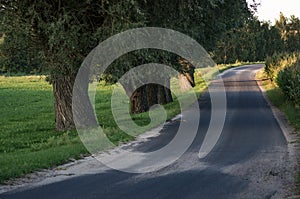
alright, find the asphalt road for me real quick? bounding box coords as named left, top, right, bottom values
left=1, top=64, right=291, bottom=199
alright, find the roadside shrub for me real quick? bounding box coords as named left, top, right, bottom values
left=265, top=53, right=297, bottom=81
left=277, top=61, right=300, bottom=105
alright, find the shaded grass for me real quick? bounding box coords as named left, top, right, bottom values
left=93, top=72, right=208, bottom=144
left=0, top=76, right=88, bottom=182
left=0, top=144, right=86, bottom=182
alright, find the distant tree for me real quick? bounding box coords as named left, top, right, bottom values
left=275, top=13, right=300, bottom=52
left=214, top=15, right=287, bottom=64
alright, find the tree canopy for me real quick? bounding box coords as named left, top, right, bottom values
left=0, top=0, right=280, bottom=131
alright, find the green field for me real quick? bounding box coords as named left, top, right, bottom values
left=0, top=63, right=250, bottom=183
left=0, top=76, right=87, bottom=183
left=0, top=71, right=210, bottom=183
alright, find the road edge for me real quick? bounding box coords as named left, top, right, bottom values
left=255, top=67, right=299, bottom=198
left=255, top=67, right=298, bottom=146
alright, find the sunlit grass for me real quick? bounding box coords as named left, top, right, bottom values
left=0, top=72, right=208, bottom=183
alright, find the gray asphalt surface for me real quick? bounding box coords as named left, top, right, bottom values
left=0, top=64, right=290, bottom=199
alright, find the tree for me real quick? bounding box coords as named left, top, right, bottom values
left=102, top=49, right=177, bottom=114
left=211, top=0, right=257, bottom=63
left=0, top=0, right=144, bottom=130
left=213, top=14, right=287, bottom=64
left=0, top=0, right=258, bottom=130
left=275, top=13, right=300, bottom=53
left=131, top=0, right=256, bottom=111
left=0, top=2, right=40, bottom=74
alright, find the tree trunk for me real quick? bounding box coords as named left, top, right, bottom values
left=157, top=85, right=167, bottom=104
left=130, top=85, right=148, bottom=114
left=146, top=84, right=158, bottom=107
left=178, top=58, right=195, bottom=92
left=129, top=81, right=173, bottom=114
left=52, top=72, right=97, bottom=131
left=164, top=81, right=173, bottom=103
left=52, top=76, right=75, bottom=131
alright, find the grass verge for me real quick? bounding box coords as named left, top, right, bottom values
left=256, top=69, right=300, bottom=194
left=256, top=70, right=300, bottom=131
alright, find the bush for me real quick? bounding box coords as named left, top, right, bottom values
left=265, top=52, right=297, bottom=81
left=277, top=61, right=300, bottom=105
left=265, top=52, right=300, bottom=105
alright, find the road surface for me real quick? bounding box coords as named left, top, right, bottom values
left=0, top=64, right=294, bottom=199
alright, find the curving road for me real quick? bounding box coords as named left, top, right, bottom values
left=0, top=64, right=293, bottom=199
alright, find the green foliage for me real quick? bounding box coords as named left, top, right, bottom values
left=0, top=0, right=256, bottom=77
left=212, top=12, right=300, bottom=64
left=214, top=18, right=284, bottom=64
left=258, top=70, right=300, bottom=131
left=265, top=53, right=297, bottom=81
left=275, top=13, right=300, bottom=53
left=0, top=27, right=41, bottom=74
left=265, top=52, right=300, bottom=106
left=0, top=0, right=145, bottom=79
left=2, top=1, right=296, bottom=76
left=277, top=60, right=300, bottom=105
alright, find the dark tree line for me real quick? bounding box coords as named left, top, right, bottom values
left=215, top=13, right=300, bottom=64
